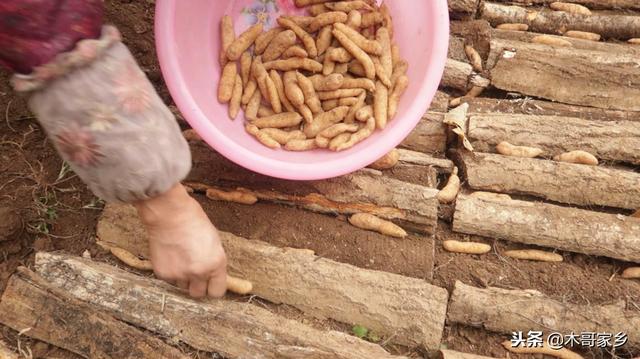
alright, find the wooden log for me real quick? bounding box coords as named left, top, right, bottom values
left=98, top=202, right=437, bottom=281
left=430, top=91, right=451, bottom=112
left=449, top=0, right=482, bottom=19
left=453, top=195, right=640, bottom=262
left=0, top=267, right=187, bottom=359
left=490, top=0, right=640, bottom=11
left=467, top=114, right=640, bottom=165
left=442, top=59, right=491, bottom=92
left=449, top=36, right=469, bottom=63
left=0, top=340, right=17, bottom=359
left=188, top=148, right=440, bottom=234
left=398, top=149, right=455, bottom=173
left=34, top=252, right=408, bottom=359
left=443, top=59, right=473, bottom=91
left=492, top=28, right=640, bottom=55
left=487, top=37, right=640, bottom=111
left=482, top=2, right=640, bottom=39
left=440, top=349, right=498, bottom=359
left=459, top=97, right=640, bottom=122
left=457, top=152, right=640, bottom=209
left=400, top=112, right=448, bottom=155
left=96, top=204, right=448, bottom=349
left=447, top=281, right=640, bottom=347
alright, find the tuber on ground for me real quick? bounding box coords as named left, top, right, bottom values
left=496, top=141, right=543, bottom=158
left=564, top=30, right=601, bottom=41
left=531, top=35, right=573, bottom=47
left=368, top=149, right=400, bottom=170
left=437, top=167, right=461, bottom=203
left=553, top=150, right=598, bottom=165
left=348, top=213, right=407, bottom=238
left=504, top=249, right=563, bottom=262
left=621, top=267, right=640, bottom=279
left=496, top=23, right=529, bottom=31
left=443, top=240, right=491, bottom=255
left=549, top=2, right=592, bottom=15
left=206, top=187, right=258, bottom=205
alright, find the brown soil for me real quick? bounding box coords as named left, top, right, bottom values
left=0, top=0, right=639, bottom=358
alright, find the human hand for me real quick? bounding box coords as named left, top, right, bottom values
left=134, top=183, right=228, bottom=298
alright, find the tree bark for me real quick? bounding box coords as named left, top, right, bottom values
left=456, top=151, right=640, bottom=209
left=96, top=204, right=448, bottom=350
left=467, top=114, right=640, bottom=165
left=34, top=252, right=409, bottom=359
left=400, top=112, right=448, bottom=155
left=490, top=0, right=640, bottom=11
left=0, top=268, right=188, bottom=359
left=449, top=0, right=483, bottom=19
left=481, top=2, right=640, bottom=39
left=447, top=281, right=640, bottom=348
left=452, top=195, right=640, bottom=262
left=431, top=91, right=452, bottom=112
left=442, top=59, right=476, bottom=91
left=459, top=97, right=640, bottom=122
left=487, top=38, right=640, bottom=111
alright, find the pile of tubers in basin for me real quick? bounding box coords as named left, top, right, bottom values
left=217, top=0, right=409, bottom=152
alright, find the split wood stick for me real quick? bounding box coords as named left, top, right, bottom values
left=467, top=114, right=640, bottom=165
left=449, top=0, right=482, bottom=19
left=457, top=151, right=640, bottom=209
left=0, top=268, right=187, bottom=359
left=482, top=2, right=640, bottom=39
left=459, top=97, right=640, bottom=122
left=447, top=281, right=640, bottom=346
left=490, top=0, right=640, bottom=11
left=400, top=112, right=448, bottom=155
left=453, top=195, right=640, bottom=262
left=487, top=38, right=640, bottom=111
left=439, top=349, right=498, bottom=359
left=33, top=252, right=408, bottom=359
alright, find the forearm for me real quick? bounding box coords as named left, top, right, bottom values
left=14, top=26, right=192, bottom=203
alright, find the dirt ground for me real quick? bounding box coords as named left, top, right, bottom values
left=0, top=0, right=639, bottom=358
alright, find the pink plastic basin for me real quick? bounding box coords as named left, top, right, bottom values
left=155, top=0, right=449, bottom=180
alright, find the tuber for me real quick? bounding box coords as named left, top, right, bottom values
left=496, top=141, right=543, bottom=158
left=442, top=240, right=491, bottom=255
left=553, top=150, right=598, bottom=166
left=368, top=149, right=399, bottom=170
left=348, top=213, right=407, bottom=238
left=437, top=167, right=461, bottom=203
left=504, top=249, right=563, bottom=262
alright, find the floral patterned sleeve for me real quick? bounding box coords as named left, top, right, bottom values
left=12, top=26, right=192, bottom=203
